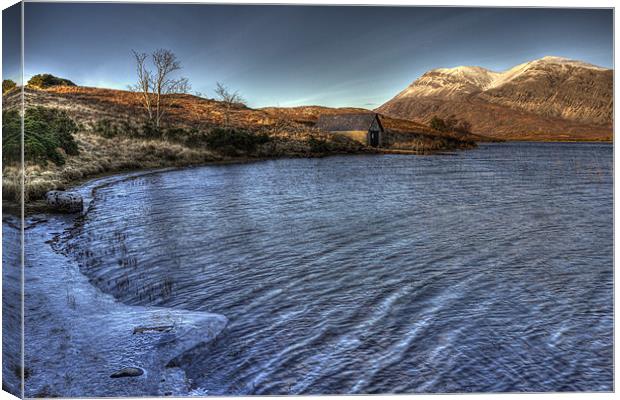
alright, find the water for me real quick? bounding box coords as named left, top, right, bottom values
left=59, top=142, right=613, bottom=394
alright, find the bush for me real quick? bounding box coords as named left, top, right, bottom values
left=2, top=79, right=17, bottom=94
left=2, top=107, right=79, bottom=166
left=429, top=115, right=472, bottom=134
left=93, top=119, right=153, bottom=139
left=164, top=126, right=195, bottom=142
left=429, top=116, right=447, bottom=132
left=27, top=73, right=76, bottom=89
left=92, top=119, right=118, bottom=138
left=141, top=121, right=162, bottom=139
left=203, top=128, right=269, bottom=155
left=2, top=110, right=21, bottom=162
left=455, top=120, right=472, bottom=134
left=308, top=136, right=331, bottom=153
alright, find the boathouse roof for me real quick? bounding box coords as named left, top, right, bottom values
left=316, top=113, right=384, bottom=132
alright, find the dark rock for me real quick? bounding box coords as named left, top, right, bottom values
left=133, top=325, right=174, bottom=335
left=110, top=367, right=144, bottom=378
left=45, top=191, right=83, bottom=213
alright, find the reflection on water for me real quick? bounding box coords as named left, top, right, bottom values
left=61, top=142, right=613, bottom=393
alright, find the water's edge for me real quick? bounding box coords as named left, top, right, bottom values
left=19, top=168, right=229, bottom=397
left=16, top=154, right=380, bottom=396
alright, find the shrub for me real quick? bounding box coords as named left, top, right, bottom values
left=163, top=126, right=194, bottom=142
left=141, top=121, right=162, bottom=139
left=93, top=119, right=152, bottom=139
left=2, top=107, right=79, bottom=166
left=2, top=110, right=21, bottom=162
left=2, top=79, right=17, bottom=94
left=308, top=136, right=330, bottom=153
left=430, top=115, right=472, bottom=134
left=455, top=120, right=472, bottom=134
left=430, top=115, right=448, bottom=131
left=92, top=119, right=119, bottom=138
left=27, top=73, right=76, bottom=89
left=203, top=128, right=269, bottom=155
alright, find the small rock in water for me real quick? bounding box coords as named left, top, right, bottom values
left=45, top=190, right=83, bottom=213
left=133, top=325, right=174, bottom=334
left=110, top=367, right=144, bottom=378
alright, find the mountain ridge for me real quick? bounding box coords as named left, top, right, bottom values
left=377, top=56, right=613, bottom=141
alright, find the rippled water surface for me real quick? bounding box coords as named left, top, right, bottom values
left=62, top=142, right=613, bottom=393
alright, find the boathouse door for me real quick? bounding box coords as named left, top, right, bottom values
left=369, top=130, right=379, bottom=147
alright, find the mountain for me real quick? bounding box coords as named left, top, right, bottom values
left=376, top=56, right=613, bottom=141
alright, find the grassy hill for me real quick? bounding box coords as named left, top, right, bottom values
left=3, top=85, right=477, bottom=205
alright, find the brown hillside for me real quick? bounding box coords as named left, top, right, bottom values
left=3, top=86, right=367, bottom=203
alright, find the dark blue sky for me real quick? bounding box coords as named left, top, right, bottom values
left=4, top=4, right=614, bottom=108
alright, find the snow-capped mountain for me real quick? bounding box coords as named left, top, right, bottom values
left=377, top=57, right=612, bottom=141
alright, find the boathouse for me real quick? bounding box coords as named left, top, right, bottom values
left=316, top=113, right=384, bottom=147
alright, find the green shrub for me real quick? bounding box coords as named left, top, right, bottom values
left=2, top=110, right=21, bottom=162
left=164, top=126, right=193, bottom=142
left=92, top=119, right=119, bottom=138
left=2, top=79, right=17, bottom=94
left=93, top=119, right=150, bottom=139
left=141, top=121, right=162, bottom=139
left=27, top=73, right=76, bottom=89
left=2, top=107, right=79, bottom=166
left=203, top=128, right=269, bottom=155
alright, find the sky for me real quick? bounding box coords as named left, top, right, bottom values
left=2, top=4, right=614, bottom=108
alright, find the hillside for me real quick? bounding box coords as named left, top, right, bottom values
left=377, top=56, right=613, bottom=141
left=261, top=105, right=486, bottom=145
left=3, top=85, right=475, bottom=205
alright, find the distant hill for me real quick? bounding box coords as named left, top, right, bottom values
left=376, top=56, right=613, bottom=141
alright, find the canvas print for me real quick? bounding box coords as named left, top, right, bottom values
left=1, top=2, right=613, bottom=398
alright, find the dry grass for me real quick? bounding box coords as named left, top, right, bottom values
left=4, top=131, right=224, bottom=203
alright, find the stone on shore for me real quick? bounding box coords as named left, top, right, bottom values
left=110, top=367, right=144, bottom=378
left=45, top=190, right=83, bottom=213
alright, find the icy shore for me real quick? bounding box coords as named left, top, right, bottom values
left=6, top=171, right=228, bottom=397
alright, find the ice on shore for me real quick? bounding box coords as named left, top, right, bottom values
left=3, top=171, right=228, bottom=397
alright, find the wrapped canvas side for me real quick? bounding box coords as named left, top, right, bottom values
left=2, top=2, right=24, bottom=398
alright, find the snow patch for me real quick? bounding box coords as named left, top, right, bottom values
left=396, top=56, right=609, bottom=100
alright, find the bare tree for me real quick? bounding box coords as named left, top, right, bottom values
left=269, top=105, right=298, bottom=134
left=129, top=49, right=190, bottom=129
left=130, top=51, right=154, bottom=122
left=214, top=82, right=245, bottom=128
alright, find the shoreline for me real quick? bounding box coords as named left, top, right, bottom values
left=5, top=149, right=377, bottom=217
left=4, top=139, right=612, bottom=217
left=3, top=168, right=231, bottom=397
